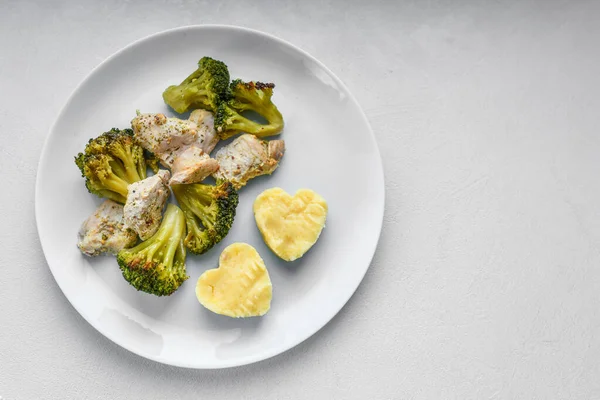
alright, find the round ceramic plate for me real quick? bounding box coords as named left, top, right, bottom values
left=36, top=25, right=384, bottom=369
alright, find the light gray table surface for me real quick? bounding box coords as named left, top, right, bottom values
left=2, top=0, right=600, bottom=398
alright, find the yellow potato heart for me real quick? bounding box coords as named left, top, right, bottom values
left=253, top=188, right=328, bottom=261
left=196, top=243, right=272, bottom=318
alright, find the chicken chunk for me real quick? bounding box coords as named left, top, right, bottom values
left=170, top=145, right=220, bottom=185
left=213, top=134, right=285, bottom=190
left=77, top=200, right=137, bottom=256
left=188, top=109, right=219, bottom=154
left=131, top=112, right=219, bottom=184
left=131, top=113, right=197, bottom=167
left=123, top=170, right=170, bottom=240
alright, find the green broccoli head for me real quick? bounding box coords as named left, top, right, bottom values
left=214, top=80, right=284, bottom=139
left=74, top=128, right=150, bottom=203
left=162, top=56, right=230, bottom=114
left=117, top=204, right=188, bottom=296
left=144, top=150, right=160, bottom=174
left=172, top=181, right=239, bottom=255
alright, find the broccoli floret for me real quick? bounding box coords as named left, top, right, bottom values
left=162, top=56, right=230, bottom=114
left=144, top=150, right=160, bottom=174
left=214, top=80, right=284, bottom=139
left=172, top=181, right=239, bottom=254
left=117, top=204, right=188, bottom=296
left=75, top=128, right=150, bottom=203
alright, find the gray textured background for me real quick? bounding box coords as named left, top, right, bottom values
left=2, top=0, right=600, bottom=398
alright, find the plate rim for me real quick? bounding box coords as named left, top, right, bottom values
left=35, top=24, right=385, bottom=369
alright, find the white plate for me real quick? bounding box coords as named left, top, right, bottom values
left=36, top=25, right=384, bottom=369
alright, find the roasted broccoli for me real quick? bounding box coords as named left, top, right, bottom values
left=215, top=80, right=284, bottom=139
left=117, top=204, right=188, bottom=296
left=162, top=56, right=230, bottom=114
left=172, top=181, right=239, bottom=255
left=75, top=128, right=152, bottom=203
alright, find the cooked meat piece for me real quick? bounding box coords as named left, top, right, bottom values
left=131, top=112, right=219, bottom=184
left=213, top=134, right=285, bottom=189
left=131, top=113, right=198, bottom=167
left=188, top=109, right=219, bottom=154
left=123, top=170, right=171, bottom=240
left=170, top=145, right=219, bottom=185
left=77, top=200, right=137, bottom=256
left=268, top=139, right=285, bottom=162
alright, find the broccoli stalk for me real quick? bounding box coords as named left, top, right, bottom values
left=76, top=155, right=130, bottom=203
left=172, top=181, right=239, bottom=255
left=162, top=57, right=230, bottom=114
left=117, top=204, right=188, bottom=296
left=75, top=128, right=152, bottom=203
left=215, top=80, right=284, bottom=139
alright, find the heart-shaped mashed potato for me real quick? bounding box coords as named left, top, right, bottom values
left=196, top=243, right=272, bottom=318
left=253, top=188, right=328, bottom=261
